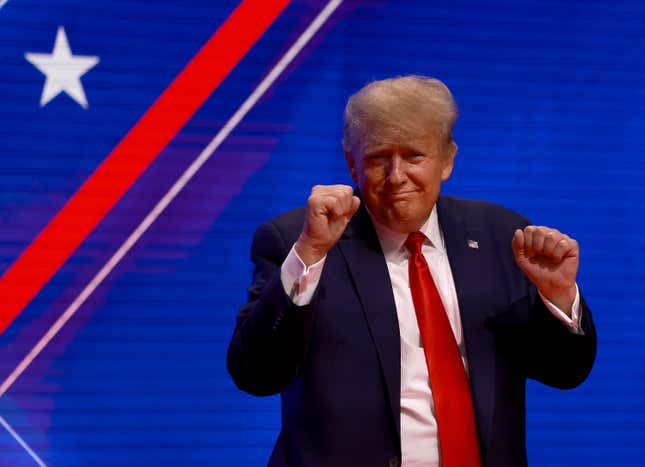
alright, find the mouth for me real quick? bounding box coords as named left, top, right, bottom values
left=383, top=191, right=416, bottom=200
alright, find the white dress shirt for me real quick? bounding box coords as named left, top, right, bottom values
left=280, top=206, right=581, bottom=466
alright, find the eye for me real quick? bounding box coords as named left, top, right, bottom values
left=406, top=152, right=425, bottom=161
left=364, top=153, right=388, bottom=165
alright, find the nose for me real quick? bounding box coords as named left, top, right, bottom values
left=385, top=155, right=406, bottom=185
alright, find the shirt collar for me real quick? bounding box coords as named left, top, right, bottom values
left=368, top=205, right=446, bottom=261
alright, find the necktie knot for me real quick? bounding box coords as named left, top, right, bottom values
left=405, top=231, right=426, bottom=256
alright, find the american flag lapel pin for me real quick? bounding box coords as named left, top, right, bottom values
left=467, top=239, right=479, bottom=250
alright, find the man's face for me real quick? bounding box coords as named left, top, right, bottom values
left=346, top=128, right=455, bottom=233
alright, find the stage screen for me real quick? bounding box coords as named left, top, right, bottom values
left=0, top=0, right=643, bottom=465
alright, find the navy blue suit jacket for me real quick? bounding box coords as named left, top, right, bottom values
left=227, top=195, right=596, bottom=467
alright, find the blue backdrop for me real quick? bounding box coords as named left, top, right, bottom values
left=0, top=0, right=643, bottom=465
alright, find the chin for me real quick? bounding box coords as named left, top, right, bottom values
left=381, top=213, right=423, bottom=233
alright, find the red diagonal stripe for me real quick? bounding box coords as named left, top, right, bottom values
left=0, top=0, right=290, bottom=334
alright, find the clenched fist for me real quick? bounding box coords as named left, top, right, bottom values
left=512, top=226, right=579, bottom=314
left=295, top=185, right=361, bottom=265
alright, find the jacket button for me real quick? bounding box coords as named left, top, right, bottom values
left=388, top=456, right=400, bottom=467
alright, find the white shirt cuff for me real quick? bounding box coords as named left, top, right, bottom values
left=539, top=283, right=584, bottom=335
left=280, top=245, right=326, bottom=306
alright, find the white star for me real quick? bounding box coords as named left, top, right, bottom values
left=25, top=26, right=99, bottom=109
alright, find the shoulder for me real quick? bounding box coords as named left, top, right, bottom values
left=267, top=206, right=306, bottom=230
left=263, top=206, right=306, bottom=242
left=438, top=195, right=530, bottom=229
left=250, top=207, right=306, bottom=258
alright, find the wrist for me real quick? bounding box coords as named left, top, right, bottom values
left=294, top=237, right=327, bottom=266
left=541, top=285, right=577, bottom=316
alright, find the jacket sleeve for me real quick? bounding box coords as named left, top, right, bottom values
left=492, top=282, right=597, bottom=390
left=488, top=204, right=597, bottom=390
left=226, top=220, right=317, bottom=396
left=524, top=291, right=596, bottom=389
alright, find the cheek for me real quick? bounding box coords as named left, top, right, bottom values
left=358, top=168, right=383, bottom=190
left=408, top=166, right=435, bottom=186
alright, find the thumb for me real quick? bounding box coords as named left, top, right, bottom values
left=348, top=196, right=361, bottom=218
left=511, top=229, right=525, bottom=262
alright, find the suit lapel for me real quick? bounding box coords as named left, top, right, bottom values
left=335, top=197, right=498, bottom=457
left=337, top=205, right=402, bottom=447
left=436, top=196, right=496, bottom=462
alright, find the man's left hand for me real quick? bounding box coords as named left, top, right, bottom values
left=512, top=226, right=579, bottom=314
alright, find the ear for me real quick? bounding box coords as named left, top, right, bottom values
left=441, top=141, right=457, bottom=181
left=344, top=150, right=359, bottom=184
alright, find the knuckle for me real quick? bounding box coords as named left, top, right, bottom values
left=308, top=195, right=325, bottom=209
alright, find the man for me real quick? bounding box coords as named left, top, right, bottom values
left=227, top=76, right=596, bottom=467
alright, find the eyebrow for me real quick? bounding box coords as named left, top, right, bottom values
left=363, top=145, right=430, bottom=156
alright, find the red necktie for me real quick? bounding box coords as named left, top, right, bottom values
left=405, top=232, right=482, bottom=467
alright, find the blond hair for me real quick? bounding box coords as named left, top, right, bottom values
left=342, top=75, right=458, bottom=157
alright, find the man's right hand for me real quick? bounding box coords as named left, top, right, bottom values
left=294, top=185, right=361, bottom=266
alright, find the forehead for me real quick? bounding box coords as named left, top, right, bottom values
left=357, top=123, right=445, bottom=155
